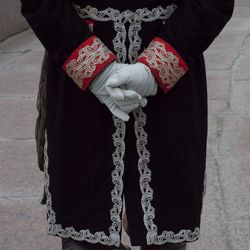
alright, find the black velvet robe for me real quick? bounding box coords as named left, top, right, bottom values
left=20, top=0, right=234, bottom=247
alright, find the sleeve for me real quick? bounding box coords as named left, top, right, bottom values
left=20, top=0, right=116, bottom=90
left=137, top=0, right=235, bottom=93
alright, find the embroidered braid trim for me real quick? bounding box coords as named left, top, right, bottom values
left=133, top=108, right=200, bottom=245
left=73, top=4, right=177, bottom=63
left=64, top=36, right=115, bottom=90
left=44, top=116, right=126, bottom=247
left=137, top=39, right=187, bottom=92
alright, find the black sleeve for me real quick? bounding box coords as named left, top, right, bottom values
left=137, top=0, right=235, bottom=92
left=158, top=0, right=235, bottom=62
left=20, top=0, right=92, bottom=65
left=20, top=0, right=116, bottom=90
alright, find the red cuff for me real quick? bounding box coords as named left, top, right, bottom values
left=137, top=37, right=188, bottom=93
left=63, top=35, right=116, bottom=91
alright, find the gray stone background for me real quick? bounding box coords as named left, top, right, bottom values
left=0, top=0, right=28, bottom=41
left=0, top=0, right=249, bottom=249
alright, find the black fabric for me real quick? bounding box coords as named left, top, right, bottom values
left=141, top=242, right=186, bottom=250
left=158, top=0, right=235, bottom=64
left=46, top=54, right=116, bottom=233
left=20, top=0, right=93, bottom=65
left=20, top=0, right=234, bottom=247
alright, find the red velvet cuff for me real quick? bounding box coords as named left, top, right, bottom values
left=137, top=37, right=188, bottom=93
left=63, top=35, right=116, bottom=91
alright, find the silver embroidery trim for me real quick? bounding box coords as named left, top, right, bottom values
left=133, top=107, right=200, bottom=245
left=73, top=4, right=177, bottom=63
left=44, top=115, right=126, bottom=247
left=65, top=37, right=112, bottom=88
left=138, top=40, right=186, bottom=88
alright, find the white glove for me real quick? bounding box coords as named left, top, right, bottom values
left=105, top=62, right=158, bottom=102
left=89, top=62, right=143, bottom=121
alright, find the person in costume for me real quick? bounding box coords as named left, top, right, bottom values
left=20, top=0, right=234, bottom=249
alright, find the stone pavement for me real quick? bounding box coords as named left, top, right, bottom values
left=0, top=1, right=249, bottom=249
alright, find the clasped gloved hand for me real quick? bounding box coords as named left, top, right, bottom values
left=90, top=62, right=144, bottom=122
left=105, top=62, right=158, bottom=107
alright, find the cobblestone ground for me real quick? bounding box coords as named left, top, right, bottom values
left=0, top=1, right=249, bottom=250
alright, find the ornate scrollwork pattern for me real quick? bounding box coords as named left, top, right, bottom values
left=63, top=36, right=116, bottom=90
left=137, top=37, right=188, bottom=93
